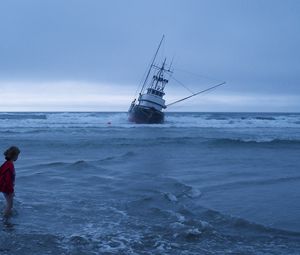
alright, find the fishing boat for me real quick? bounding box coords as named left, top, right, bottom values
left=128, top=36, right=225, bottom=124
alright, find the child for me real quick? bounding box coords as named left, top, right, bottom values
left=0, top=146, right=20, bottom=217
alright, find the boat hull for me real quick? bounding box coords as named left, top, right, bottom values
left=128, top=105, right=164, bottom=124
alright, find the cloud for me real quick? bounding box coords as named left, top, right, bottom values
left=168, top=93, right=300, bottom=112
left=0, top=80, right=299, bottom=112
left=0, top=80, right=133, bottom=111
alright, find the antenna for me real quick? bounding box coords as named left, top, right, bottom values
left=168, top=55, right=175, bottom=71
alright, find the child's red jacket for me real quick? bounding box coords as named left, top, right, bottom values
left=0, top=161, right=15, bottom=194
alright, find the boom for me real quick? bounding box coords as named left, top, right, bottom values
left=166, top=82, right=226, bottom=107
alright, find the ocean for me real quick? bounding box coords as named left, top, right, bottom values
left=0, top=112, right=299, bottom=254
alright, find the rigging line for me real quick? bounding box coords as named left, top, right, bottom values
left=133, top=37, right=164, bottom=99
left=174, top=67, right=223, bottom=83
left=171, top=76, right=195, bottom=94
left=134, top=67, right=149, bottom=99
left=166, top=82, right=226, bottom=107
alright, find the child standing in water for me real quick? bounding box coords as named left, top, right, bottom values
left=0, top=146, right=20, bottom=217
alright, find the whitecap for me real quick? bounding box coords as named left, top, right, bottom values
left=186, top=187, right=202, bottom=198
left=164, top=192, right=178, bottom=202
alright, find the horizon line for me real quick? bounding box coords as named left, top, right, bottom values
left=0, top=111, right=299, bottom=114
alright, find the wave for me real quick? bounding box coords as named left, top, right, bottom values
left=211, top=138, right=300, bottom=145
left=26, top=160, right=95, bottom=170
left=2, top=217, right=299, bottom=255
left=255, top=116, right=276, bottom=120
left=4, top=174, right=300, bottom=254
left=0, top=113, right=47, bottom=120
left=1, top=112, right=300, bottom=129
left=200, top=208, right=300, bottom=238
left=125, top=175, right=300, bottom=239
left=27, top=152, right=136, bottom=170
left=126, top=184, right=300, bottom=252
left=101, top=137, right=300, bottom=147
left=201, top=176, right=300, bottom=192
left=99, top=151, right=135, bottom=161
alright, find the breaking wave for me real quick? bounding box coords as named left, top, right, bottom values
left=211, top=138, right=300, bottom=145
left=0, top=112, right=300, bottom=130
left=0, top=113, right=47, bottom=120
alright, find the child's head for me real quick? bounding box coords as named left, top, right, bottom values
left=4, top=146, right=20, bottom=161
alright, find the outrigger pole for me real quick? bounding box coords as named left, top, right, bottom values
left=140, top=35, right=165, bottom=94
left=166, top=82, right=226, bottom=108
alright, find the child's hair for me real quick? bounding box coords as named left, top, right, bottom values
left=4, top=146, right=21, bottom=161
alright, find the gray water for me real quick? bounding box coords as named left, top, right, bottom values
left=0, top=112, right=300, bottom=254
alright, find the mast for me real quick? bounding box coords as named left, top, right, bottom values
left=139, top=35, right=165, bottom=95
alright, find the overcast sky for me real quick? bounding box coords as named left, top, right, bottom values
left=0, top=0, right=299, bottom=111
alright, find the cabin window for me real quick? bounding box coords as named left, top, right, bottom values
left=147, top=88, right=164, bottom=97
